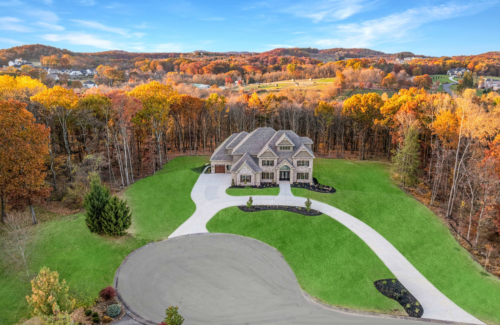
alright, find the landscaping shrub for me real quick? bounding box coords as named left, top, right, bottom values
left=305, top=198, right=311, bottom=212
left=163, top=306, right=184, bottom=325
left=84, top=176, right=111, bottom=234
left=92, top=312, right=99, bottom=318
left=102, top=316, right=112, bottom=323
left=107, top=304, right=121, bottom=318
left=26, top=267, right=75, bottom=316
left=92, top=316, right=100, bottom=324
left=246, top=197, right=253, bottom=208
left=84, top=310, right=92, bottom=316
left=99, top=286, right=116, bottom=301
left=41, top=310, right=72, bottom=325
left=101, top=196, right=132, bottom=236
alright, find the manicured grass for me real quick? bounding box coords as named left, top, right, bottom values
left=0, top=156, right=208, bottom=325
left=316, top=78, right=335, bottom=82
left=207, top=208, right=403, bottom=314
left=291, top=159, right=500, bottom=324
left=0, top=214, right=145, bottom=325
left=226, top=186, right=280, bottom=196
left=126, top=156, right=209, bottom=241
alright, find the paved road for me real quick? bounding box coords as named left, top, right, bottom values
left=115, top=234, right=435, bottom=325
left=443, top=77, right=457, bottom=96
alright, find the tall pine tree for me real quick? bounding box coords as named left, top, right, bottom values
left=392, top=126, right=420, bottom=188
left=84, top=174, right=110, bottom=234
left=101, top=196, right=132, bottom=236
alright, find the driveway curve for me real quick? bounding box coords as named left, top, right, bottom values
left=168, top=172, right=483, bottom=324
left=115, top=233, right=427, bottom=325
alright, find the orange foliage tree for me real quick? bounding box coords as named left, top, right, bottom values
left=0, top=100, right=51, bottom=224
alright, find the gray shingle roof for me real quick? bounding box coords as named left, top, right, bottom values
left=299, top=137, right=314, bottom=145
left=226, top=131, right=249, bottom=149
left=231, top=152, right=262, bottom=173
left=210, top=133, right=239, bottom=161
left=232, top=127, right=277, bottom=155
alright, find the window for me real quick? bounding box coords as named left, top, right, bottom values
left=279, top=146, right=291, bottom=151
left=226, top=165, right=231, bottom=171
left=240, top=175, right=251, bottom=183
left=297, top=173, right=309, bottom=180
left=262, top=172, right=274, bottom=180
left=280, top=165, right=290, bottom=171
left=262, top=160, right=274, bottom=167
left=297, top=160, right=309, bottom=167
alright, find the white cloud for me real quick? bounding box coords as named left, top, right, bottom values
left=71, top=19, right=128, bottom=36
left=0, top=37, right=22, bottom=44
left=315, top=1, right=499, bottom=48
left=34, top=21, right=64, bottom=31
left=283, top=0, right=368, bottom=22
left=131, top=32, right=146, bottom=38
left=0, top=17, right=32, bottom=32
left=133, top=22, right=148, bottom=29
left=0, top=0, right=22, bottom=6
left=26, top=9, right=59, bottom=23
left=41, top=33, right=115, bottom=49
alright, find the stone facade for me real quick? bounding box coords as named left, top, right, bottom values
left=210, top=128, right=315, bottom=186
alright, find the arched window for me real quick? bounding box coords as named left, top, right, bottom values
left=280, top=165, right=290, bottom=171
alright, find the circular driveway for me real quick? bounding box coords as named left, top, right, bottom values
left=114, top=234, right=431, bottom=325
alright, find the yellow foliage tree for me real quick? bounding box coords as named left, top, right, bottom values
left=31, top=86, right=79, bottom=181
left=0, top=75, right=46, bottom=101
left=129, top=81, right=177, bottom=166
left=26, top=267, right=75, bottom=316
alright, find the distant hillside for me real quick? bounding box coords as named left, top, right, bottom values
left=0, top=44, right=76, bottom=60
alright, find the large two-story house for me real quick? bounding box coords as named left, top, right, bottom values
left=210, top=127, right=315, bottom=186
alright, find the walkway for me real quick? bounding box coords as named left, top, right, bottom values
left=169, top=172, right=483, bottom=325
left=443, top=76, right=458, bottom=97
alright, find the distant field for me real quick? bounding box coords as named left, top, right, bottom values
left=315, top=78, right=335, bottom=82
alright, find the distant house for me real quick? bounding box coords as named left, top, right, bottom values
left=193, top=84, right=210, bottom=89
left=69, top=70, right=83, bottom=76
left=82, top=80, right=97, bottom=89
left=480, top=78, right=500, bottom=90
left=8, top=58, right=33, bottom=68
left=447, top=68, right=469, bottom=77
left=394, top=58, right=404, bottom=64
left=48, top=68, right=61, bottom=74
left=46, top=73, right=59, bottom=81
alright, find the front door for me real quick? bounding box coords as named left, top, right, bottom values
left=279, top=171, right=290, bottom=181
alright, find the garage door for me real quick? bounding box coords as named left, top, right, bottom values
left=214, top=165, right=225, bottom=173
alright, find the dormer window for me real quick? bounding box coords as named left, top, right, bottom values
left=278, top=146, right=292, bottom=151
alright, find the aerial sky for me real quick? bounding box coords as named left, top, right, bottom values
left=0, top=0, right=498, bottom=56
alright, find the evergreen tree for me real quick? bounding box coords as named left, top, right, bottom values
left=392, top=126, right=420, bottom=188
left=101, top=196, right=132, bottom=236
left=84, top=174, right=110, bottom=234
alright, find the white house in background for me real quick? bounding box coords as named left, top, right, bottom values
left=46, top=73, right=59, bottom=81
left=82, top=80, right=97, bottom=89
left=447, top=68, right=469, bottom=76
left=48, top=68, right=61, bottom=74
left=210, top=127, right=315, bottom=186
left=69, top=70, right=83, bottom=76
left=8, top=58, right=33, bottom=67
left=480, top=78, right=500, bottom=90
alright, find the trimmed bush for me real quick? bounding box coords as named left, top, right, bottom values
left=92, top=312, right=99, bottom=318
left=101, top=196, right=132, bottom=236
left=107, top=304, right=121, bottom=318
left=305, top=198, right=311, bottom=212
left=99, top=286, right=116, bottom=301
left=246, top=197, right=253, bottom=208
left=92, top=316, right=100, bottom=324
left=102, top=316, right=113, bottom=323
left=85, top=310, right=92, bottom=316
left=84, top=176, right=111, bottom=234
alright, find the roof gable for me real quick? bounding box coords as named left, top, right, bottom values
left=276, top=133, right=294, bottom=147
left=292, top=144, right=315, bottom=159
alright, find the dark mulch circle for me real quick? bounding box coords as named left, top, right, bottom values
left=238, top=205, right=322, bottom=216
left=374, top=279, right=424, bottom=318
left=291, top=177, right=336, bottom=194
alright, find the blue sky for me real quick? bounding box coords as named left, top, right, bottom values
left=0, top=0, right=498, bottom=56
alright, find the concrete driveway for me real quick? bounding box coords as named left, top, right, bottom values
left=115, top=234, right=431, bottom=325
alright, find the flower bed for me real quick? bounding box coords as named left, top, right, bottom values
left=291, top=177, right=336, bottom=194
left=374, top=279, right=423, bottom=318
left=238, top=205, right=322, bottom=216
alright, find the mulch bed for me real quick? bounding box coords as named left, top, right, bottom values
left=238, top=205, right=322, bottom=216
left=71, top=296, right=125, bottom=325
left=230, top=183, right=279, bottom=189
left=291, top=177, right=336, bottom=194
left=374, top=279, right=423, bottom=318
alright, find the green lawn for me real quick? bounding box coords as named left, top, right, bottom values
left=226, top=186, right=280, bottom=196
left=315, top=78, right=335, bottom=82
left=126, top=156, right=209, bottom=241
left=0, top=156, right=208, bottom=325
left=207, top=208, right=403, bottom=314
left=291, top=159, right=500, bottom=324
